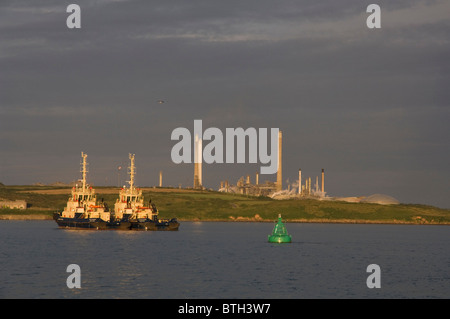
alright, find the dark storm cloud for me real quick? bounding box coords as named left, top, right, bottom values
left=0, top=0, right=449, bottom=207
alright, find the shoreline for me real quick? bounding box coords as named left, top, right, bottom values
left=1, top=214, right=449, bottom=225
left=0, top=214, right=53, bottom=220
left=177, top=218, right=450, bottom=225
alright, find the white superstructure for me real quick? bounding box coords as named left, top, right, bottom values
left=113, top=153, right=158, bottom=220
left=61, top=152, right=110, bottom=221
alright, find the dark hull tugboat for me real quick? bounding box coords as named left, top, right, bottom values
left=54, top=152, right=179, bottom=231
left=53, top=152, right=111, bottom=230
left=54, top=216, right=109, bottom=230
left=112, top=153, right=179, bottom=231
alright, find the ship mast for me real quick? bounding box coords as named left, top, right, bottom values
left=80, top=151, right=88, bottom=191
left=128, top=153, right=136, bottom=190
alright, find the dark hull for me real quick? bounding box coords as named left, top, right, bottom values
left=107, top=220, right=132, bottom=230
left=53, top=213, right=179, bottom=231
left=55, top=217, right=108, bottom=230
left=130, top=218, right=180, bottom=231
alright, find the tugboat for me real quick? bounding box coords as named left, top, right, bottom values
left=53, top=152, right=111, bottom=230
left=111, top=153, right=179, bottom=231
left=268, top=214, right=291, bottom=243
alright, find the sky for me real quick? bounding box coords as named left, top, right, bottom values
left=0, top=0, right=449, bottom=208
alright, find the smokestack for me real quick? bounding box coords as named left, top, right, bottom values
left=194, top=134, right=203, bottom=189
left=277, top=130, right=282, bottom=191
left=298, top=169, right=302, bottom=195
left=159, top=171, right=162, bottom=187
left=198, top=137, right=202, bottom=187
left=256, top=172, right=259, bottom=185
left=308, top=177, right=311, bottom=195
left=321, top=169, right=324, bottom=193
left=194, top=134, right=198, bottom=188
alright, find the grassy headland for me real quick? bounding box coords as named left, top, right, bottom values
left=0, top=185, right=449, bottom=224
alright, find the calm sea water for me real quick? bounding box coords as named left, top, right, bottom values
left=0, top=220, right=449, bottom=299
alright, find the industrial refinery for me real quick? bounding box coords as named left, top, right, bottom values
left=158, top=129, right=399, bottom=205
left=184, top=129, right=325, bottom=198
left=165, top=128, right=321, bottom=197
left=216, top=130, right=327, bottom=200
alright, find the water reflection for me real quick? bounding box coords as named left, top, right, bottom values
left=1, top=221, right=449, bottom=298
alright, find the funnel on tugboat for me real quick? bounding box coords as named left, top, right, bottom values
left=268, top=214, right=291, bottom=243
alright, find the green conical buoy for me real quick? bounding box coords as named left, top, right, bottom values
left=268, top=214, right=292, bottom=243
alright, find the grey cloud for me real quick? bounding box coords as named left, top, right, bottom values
left=0, top=0, right=449, bottom=208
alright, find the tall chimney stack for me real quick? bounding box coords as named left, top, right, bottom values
left=194, top=134, right=203, bottom=189
left=198, top=137, right=202, bottom=188
left=159, top=171, right=162, bottom=187
left=321, top=169, right=324, bottom=193
left=276, top=130, right=282, bottom=191
left=298, top=168, right=302, bottom=195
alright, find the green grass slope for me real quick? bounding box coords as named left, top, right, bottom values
left=1, top=185, right=449, bottom=224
